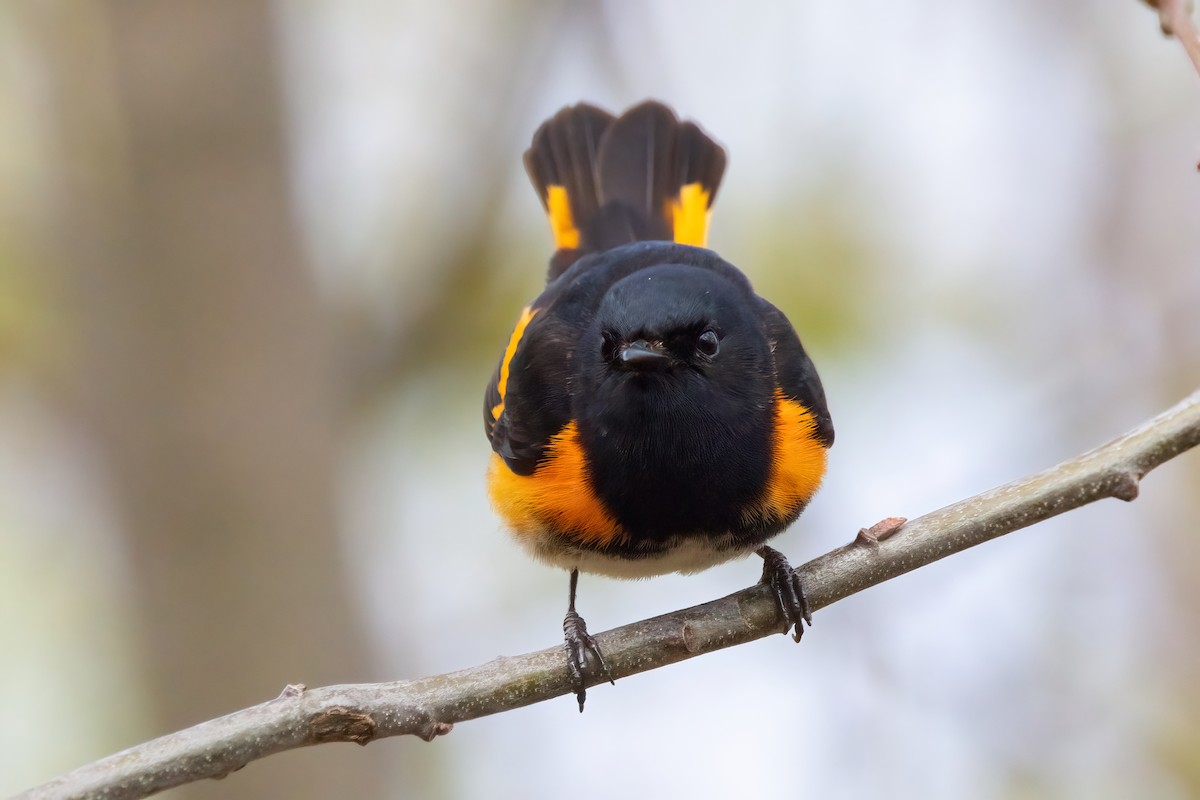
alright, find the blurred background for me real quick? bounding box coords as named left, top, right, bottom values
left=1, top=1, right=1199, bottom=798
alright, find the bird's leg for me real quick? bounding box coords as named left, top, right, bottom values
left=562, top=568, right=612, bottom=712
left=756, top=545, right=812, bottom=642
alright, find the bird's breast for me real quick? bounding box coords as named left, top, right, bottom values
left=487, top=387, right=829, bottom=573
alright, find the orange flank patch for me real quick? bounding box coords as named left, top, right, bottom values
left=546, top=186, right=580, bottom=250
left=491, top=305, right=539, bottom=421
left=670, top=182, right=712, bottom=247
left=488, top=421, right=626, bottom=549
left=745, top=390, right=829, bottom=526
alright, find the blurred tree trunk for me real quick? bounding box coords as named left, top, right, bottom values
left=34, top=2, right=385, bottom=797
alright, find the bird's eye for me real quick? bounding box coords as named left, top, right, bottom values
left=601, top=330, right=619, bottom=363
left=696, top=329, right=720, bottom=358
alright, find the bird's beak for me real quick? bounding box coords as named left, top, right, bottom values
left=618, top=339, right=669, bottom=371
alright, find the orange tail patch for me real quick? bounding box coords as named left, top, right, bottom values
left=524, top=101, right=727, bottom=268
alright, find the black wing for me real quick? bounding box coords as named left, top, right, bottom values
left=483, top=303, right=575, bottom=476
left=758, top=298, right=834, bottom=448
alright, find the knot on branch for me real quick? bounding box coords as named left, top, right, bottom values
left=309, top=707, right=376, bottom=746
left=419, top=720, right=454, bottom=742
left=855, top=516, right=908, bottom=546
left=1109, top=470, right=1141, bottom=502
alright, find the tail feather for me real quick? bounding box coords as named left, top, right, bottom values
left=671, top=120, right=727, bottom=248
left=593, top=101, right=678, bottom=241
left=523, top=103, right=614, bottom=253
left=675, top=121, right=727, bottom=201
left=524, top=100, right=727, bottom=279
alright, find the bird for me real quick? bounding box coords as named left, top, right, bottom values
left=484, top=100, right=834, bottom=711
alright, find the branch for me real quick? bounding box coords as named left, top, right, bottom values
left=1145, top=0, right=1200, bottom=77
left=16, top=390, right=1200, bottom=800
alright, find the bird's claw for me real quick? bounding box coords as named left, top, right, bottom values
left=563, top=609, right=613, bottom=712
left=758, top=545, right=811, bottom=642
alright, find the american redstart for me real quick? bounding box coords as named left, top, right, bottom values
left=485, top=101, right=833, bottom=710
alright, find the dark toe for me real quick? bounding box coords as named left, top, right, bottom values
left=757, top=545, right=811, bottom=642
left=563, top=610, right=612, bottom=711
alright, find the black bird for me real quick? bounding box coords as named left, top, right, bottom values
left=485, top=101, right=834, bottom=710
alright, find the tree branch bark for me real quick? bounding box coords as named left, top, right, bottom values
left=1146, top=0, right=1200, bottom=78
left=16, top=389, right=1200, bottom=800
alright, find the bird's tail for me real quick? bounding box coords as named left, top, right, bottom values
left=524, top=100, right=727, bottom=279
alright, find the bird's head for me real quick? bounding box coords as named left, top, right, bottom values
left=587, top=264, right=772, bottom=401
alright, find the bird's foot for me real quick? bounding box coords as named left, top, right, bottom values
left=757, top=545, right=811, bottom=642
left=563, top=609, right=613, bottom=712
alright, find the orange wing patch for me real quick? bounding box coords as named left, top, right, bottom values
left=491, top=305, right=539, bottom=421
left=744, top=390, right=828, bottom=526
left=669, top=182, right=712, bottom=247
left=545, top=186, right=581, bottom=250
left=488, top=421, right=626, bottom=549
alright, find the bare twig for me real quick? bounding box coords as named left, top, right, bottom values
left=1145, top=0, right=1200, bottom=76
left=16, top=390, right=1200, bottom=800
